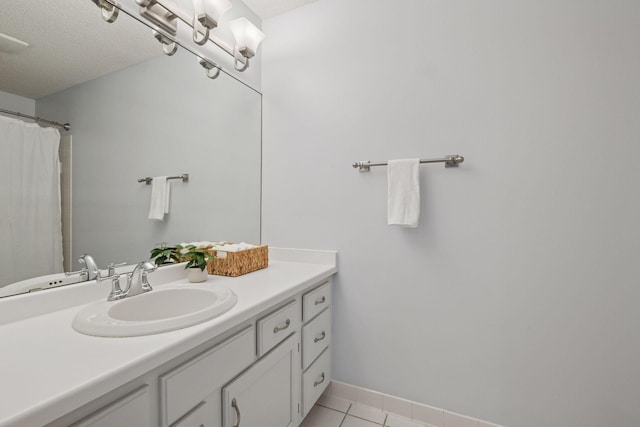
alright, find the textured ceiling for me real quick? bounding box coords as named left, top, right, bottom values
left=241, top=0, right=318, bottom=19
left=0, top=0, right=161, bottom=99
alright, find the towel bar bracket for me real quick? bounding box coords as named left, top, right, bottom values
left=353, top=161, right=371, bottom=172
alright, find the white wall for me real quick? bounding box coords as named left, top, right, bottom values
left=261, top=1, right=640, bottom=426
left=0, top=90, right=35, bottom=117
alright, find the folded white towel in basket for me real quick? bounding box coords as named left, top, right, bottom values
left=387, top=159, right=420, bottom=228
left=148, top=176, right=171, bottom=220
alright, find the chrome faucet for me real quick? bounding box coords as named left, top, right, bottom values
left=125, top=261, right=157, bottom=297
left=66, top=254, right=100, bottom=282
left=78, top=254, right=100, bottom=281
left=98, top=260, right=157, bottom=301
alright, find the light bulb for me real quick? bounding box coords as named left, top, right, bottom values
left=193, top=0, right=231, bottom=29
left=229, top=17, right=265, bottom=58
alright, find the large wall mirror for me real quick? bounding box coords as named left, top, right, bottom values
left=0, top=1, right=262, bottom=298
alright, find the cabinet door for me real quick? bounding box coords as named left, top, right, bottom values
left=222, top=334, right=299, bottom=427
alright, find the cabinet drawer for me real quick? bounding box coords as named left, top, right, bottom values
left=72, top=386, right=150, bottom=427
left=302, top=308, right=331, bottom=370
left=302, top=348, right=331, bottom=417
left=302, top=280, right=331, bottom=322
left=257, top=301, right=298, bottom=356
left=160, top=326, right=255, bottom=427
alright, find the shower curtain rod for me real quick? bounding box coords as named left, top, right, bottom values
left=0, top=108, right=71, bottom=131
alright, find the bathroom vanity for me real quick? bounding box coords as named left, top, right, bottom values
left=0, top=248, right=336, bottom=427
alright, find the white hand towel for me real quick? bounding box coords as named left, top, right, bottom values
left=148, top=176, right=170, bottom=221
left=387, top=159, right=420, bottom=228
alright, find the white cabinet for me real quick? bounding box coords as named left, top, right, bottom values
left=71, top=386, right=150, bottom=427
left=257, top=301, right=299, bottom=356
left=222, top=334, right=299, bottom=427
left=300, top=279, right=332, bottom=418
left=159, top=326, right=256, bottom=427
left=302, top=308, right=331, bottom=370
left=58, top=275, right=334, bottom=427
left=302, top=349, right=331, bottom=416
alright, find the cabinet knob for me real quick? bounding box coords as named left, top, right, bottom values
left=314, top=331, right=326, bottom=343
left=273, top=318, right=291, bottom=334
left=314, top=296, right=326, bottom=305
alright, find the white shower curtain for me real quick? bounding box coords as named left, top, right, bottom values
left=0, top=115, right=63, bottom=288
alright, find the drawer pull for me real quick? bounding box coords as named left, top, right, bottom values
left=314, top=296, right=326, bottom=306
left=314, top=372, right=325, bottom=387
left=314, top=331, right=326, bottom=343
left=273, top=319, right=291, bottom=334
left=232, top=398, right=241, bottom=427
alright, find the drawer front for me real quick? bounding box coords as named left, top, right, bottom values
left=302, top=308, right=331, bottom=370
left=257, top=301, right=299, bottom=356
left=302, top=348, right=331, bottom=417
left=160, top=326, right=256, bottom=427
left=171, top=401, right=213, bottom=427
left=302, top=280, right=332, bottom=322
left=72, top=386, right=150, bottom=427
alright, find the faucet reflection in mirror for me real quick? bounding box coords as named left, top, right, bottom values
left=92, top=0, right=266, bottom=76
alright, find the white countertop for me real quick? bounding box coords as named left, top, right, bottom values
left=0, top=248, right=337, bottom=427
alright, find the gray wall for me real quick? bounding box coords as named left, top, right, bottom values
left=37, top=48, right=262, bottom=267
left=0, top=90, right=35, bottom=117
left=261, top=1, right=640, bottom=426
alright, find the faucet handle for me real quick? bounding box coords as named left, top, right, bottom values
left=95, top=270, right=127, bottom=301
left=107, top=262, right=127, bottom=277
left=106, top=275, right=127, bottom=301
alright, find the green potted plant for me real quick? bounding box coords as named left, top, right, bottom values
left=176, top=244, right=214, bottom=283
left=150, top=243, right=180, bottom=266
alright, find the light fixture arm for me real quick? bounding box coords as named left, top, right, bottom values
left=234, top=52, right=249, bottom=72
left=199, top=58, right=221, bottom=79
left=153, top=31, right=178, bottom=56
left=91, top=0, right=119, bottom=22
left=192, top=18, right=210, bottom=45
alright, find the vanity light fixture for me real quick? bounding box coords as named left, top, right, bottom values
left=192, top=0, right=232, bottom=45
left=228, top=17, right=266, bottom=71
left=90, top=0, right=265, bottom=78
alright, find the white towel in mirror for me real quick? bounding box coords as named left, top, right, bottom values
left=387, top=159, right=420, bottom=228
left=148, top=176, right=171, bottom=220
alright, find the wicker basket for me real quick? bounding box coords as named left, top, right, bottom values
left=206, top=245, right=269, bottom=277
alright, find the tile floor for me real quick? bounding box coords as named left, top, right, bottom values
left=301, top=395, right=433, bottom=427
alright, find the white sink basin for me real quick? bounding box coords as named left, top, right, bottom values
left=72, top=284, right=237, bottom=337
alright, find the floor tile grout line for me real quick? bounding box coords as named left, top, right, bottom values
left=346, top=401, right=387, bottom=426
left=337, top=403, right=352, bottom=427
left=317, top=402, right=349, bottom=414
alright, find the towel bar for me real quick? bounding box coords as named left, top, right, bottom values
left=138, top=174, right=189, bottom=184
left=352, top=155, right=464, bottom=172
